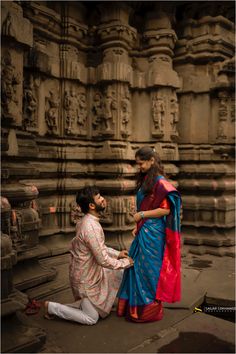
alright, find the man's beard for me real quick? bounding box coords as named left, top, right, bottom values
left=94, top=202, right=106, bottom=213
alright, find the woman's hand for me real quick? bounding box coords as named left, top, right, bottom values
left=133, top=212, right=142, bottom=223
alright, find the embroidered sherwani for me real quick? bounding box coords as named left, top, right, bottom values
left=69, top=213, right=130, bottom=318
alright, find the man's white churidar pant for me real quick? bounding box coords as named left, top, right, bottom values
left=48, top=298, right=99, bottom=325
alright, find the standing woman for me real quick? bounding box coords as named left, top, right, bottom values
left=117, top=146, right=181, bottom=322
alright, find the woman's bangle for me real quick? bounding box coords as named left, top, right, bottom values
left=140, top=211, right=145, bottom=219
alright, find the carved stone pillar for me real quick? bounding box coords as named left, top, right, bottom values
left=93, top=2, right=136, bottom=140
left=174, top=2, right=235, bottom=256
left=1, top=196, right=46, bottom=353
left=1, top=2, right=32, bottom=128
left=143, top=4, right=180, bottom=144
left=1, top=183, right=57, bottom=290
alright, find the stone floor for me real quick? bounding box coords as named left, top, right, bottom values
left=23, top=252, right=235, bottom=353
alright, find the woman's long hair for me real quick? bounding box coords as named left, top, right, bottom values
left=135, top=146, right=165, bottom=195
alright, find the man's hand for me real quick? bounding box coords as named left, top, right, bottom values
left=128, top=257, right=134, bottom=266
left=132, top=225, right=137, bottom=237
left=118, top=250, right=129, bottom=259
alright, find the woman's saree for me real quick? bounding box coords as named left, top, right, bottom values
left=117, top=176, right=181, bottom=322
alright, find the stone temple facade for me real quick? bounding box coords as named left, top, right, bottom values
left=1, top=1, right=235, bottom=351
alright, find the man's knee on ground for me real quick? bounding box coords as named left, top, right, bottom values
left=87, top=312, right=99, bottom=325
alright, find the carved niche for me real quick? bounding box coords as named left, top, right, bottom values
left=1, top=51, right=21, bottom=125
left=151, top=91, right=165, bottom=138
left=216, top=90, right=230, bottom=140
left=170, top=91, right=179, bottom=138
left=45, top=90, right=59, bottom=136
left=64, top=87, right=87, bottom=136
left=125, top=196, right=136, bottom=225
left=120, top=85, right=131, bottom=138
left=92, top=85, right=117, bottom=137
left=23, top=76, right=39, bottom=132
left=100, top=197, right=113, bottom=225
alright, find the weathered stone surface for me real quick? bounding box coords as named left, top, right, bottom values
left=1, top=2, right=33, bottom=47
left=2, top=311, right=46, bottom=353
left=188, top=244, right=235, bottom=257
left=196, top=269, right=235, bottom=307
left=161, top=312, right=235, bottom=353
left=34, top=304, right=191, bottom=353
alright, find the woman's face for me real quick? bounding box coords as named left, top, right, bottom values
left=136, top=157, right=154, bottom=173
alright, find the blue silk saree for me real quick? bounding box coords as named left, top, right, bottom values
left=117, top=176, right=181, bottom=322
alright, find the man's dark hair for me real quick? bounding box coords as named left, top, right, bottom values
left=76, top=186, right=100, bottom=214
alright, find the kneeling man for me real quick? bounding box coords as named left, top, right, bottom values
left=45, top=186, right=133, bottom=325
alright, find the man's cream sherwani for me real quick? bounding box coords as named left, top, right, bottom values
left=69, top=213, right=130, bottom=318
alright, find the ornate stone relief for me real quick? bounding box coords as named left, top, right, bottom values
left=92, top=85, right=117, bottom=137
left=102, top=85, right=117, bottom=133
left=45, top=90, right=59, bottom=136
left=1, top=51, right=21, bottom=125
left=151, top=89, right=179, bottom=141
left=216, top=90, right=229, bottom=140
left=77, top=92, right=87, bottom=130
left=64, top=87, right=87, bottom=136
left=100, top=197, right=113, bottom=225
left=70, top=201, right=83, bottom=225
left=125, top=196, right=136, bottom=225
left=170, top=91, right=179, bottom=138
left=151, top=91, right=165, bottom=138
left=23, top=76, right=38, bottom=132
left=120, top=85, right=131, bottom=138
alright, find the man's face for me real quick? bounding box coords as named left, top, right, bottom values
left=92, top=193, right=106, bottom=212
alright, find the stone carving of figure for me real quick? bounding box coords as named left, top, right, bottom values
left=217, top=91, right=229, bottom=139
left=121, top=86, right=131, bottom=132
left=99, top=198, right=113, bottom=224
left=64, top=89, right=78, bottom=135
left=103, top=85, right=117, bottom=132
left=77, top=92, right=87, bottom=128
left=152, top=95, right=165, bottom=131
left=170, top=94, right=179, bottom=134
left=1, top=52, right=20, bottom=123
left=23, top=81, right=37, bottom=129
left=92, top=92, right=103, bottom=129
left=70, top=202, right=83, bottom=225
left=125, top=197, right=136, bottom=224
left=2, top=12, right=15, bottom=37
left=45, top=90, right=59, bottom=135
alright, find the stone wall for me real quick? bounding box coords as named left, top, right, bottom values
left=1, top=1, right=235, bottom=298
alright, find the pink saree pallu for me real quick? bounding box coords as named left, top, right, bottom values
left=117, top=176, right=181, bottom=322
